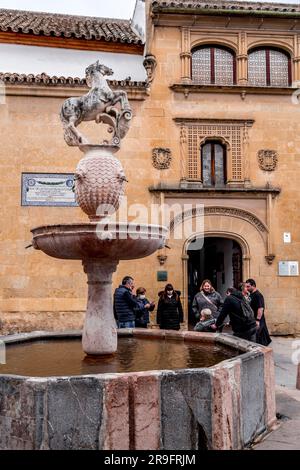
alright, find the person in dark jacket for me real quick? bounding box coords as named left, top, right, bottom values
left=113, top=276, right=147, bottom=328
left=245, top=278, right=272, bottom=346
left=216, top=288, right=257, bottom=342
left=157, top=284, right=183, bottom=331
left=134, top=287, right=155, bottom=328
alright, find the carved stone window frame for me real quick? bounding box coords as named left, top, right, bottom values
left=175, top=118, right=254, bottom=186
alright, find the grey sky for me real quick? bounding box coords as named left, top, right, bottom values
left=0, top=1, right=299, bottom=20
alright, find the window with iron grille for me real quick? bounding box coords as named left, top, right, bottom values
left=192, top=46, right=236, bottom=85
left=248, top=47, right=291, bottom=87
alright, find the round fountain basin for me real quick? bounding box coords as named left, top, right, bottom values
left=0, top=329, right=276, bottom=450
left=31, top=223, right=167, bottom=260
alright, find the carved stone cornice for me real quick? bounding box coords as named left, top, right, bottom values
left=170, top=83, right=298, bottom=99
left=169, top=205, right=268, bottom=234
left=151, top=1, right=300, bottom=19
left=148, top=183, right=281, bottom=198
left=174, top=117, right=254, bottom=126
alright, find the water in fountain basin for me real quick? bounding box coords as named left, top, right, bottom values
left=0, top=337, right=239, bottom=377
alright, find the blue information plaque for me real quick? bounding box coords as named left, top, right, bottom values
left=21, top=173, right=78, bottom=207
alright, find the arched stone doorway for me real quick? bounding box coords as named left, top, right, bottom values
left=168, top=207, right=268, bottom=326
left=187, top=236, right=243, bottom=324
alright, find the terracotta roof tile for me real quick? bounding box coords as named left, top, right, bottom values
left=0, top=8, right=143, bottom=44
left=0, top=71, right=147, bottom=88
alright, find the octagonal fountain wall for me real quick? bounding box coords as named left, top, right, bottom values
left=0, top=329, right=276, bottom=450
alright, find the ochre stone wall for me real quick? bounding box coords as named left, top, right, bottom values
left=1, top=14, right=300, bottom=335
left=142, top=21, right=300, bottom=335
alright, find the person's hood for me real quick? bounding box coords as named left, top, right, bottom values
left=230, top=290, right=244, bottom=300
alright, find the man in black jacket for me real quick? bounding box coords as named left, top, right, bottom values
left=216, top=289, right=257, bottom=342
left=114, top=276, right=149, bottom=328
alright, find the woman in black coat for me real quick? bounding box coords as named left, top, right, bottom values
left=156, top=284, right=183, bottom=330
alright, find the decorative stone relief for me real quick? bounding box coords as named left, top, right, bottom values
left=265, top=254, right=276, bottom=265
left=152, top=148, right=172, bottom=170
left=143, top=54, right=157, bottom=85
left=157, top=254, right=167, bottom=265
left=258, top=150, right=278, bottom=171
left=169, top=206, right=267, bottom=234
left=174, top=119, right=254, bottom=182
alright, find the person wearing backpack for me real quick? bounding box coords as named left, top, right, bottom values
left=215, top=288, right=257, bottom=342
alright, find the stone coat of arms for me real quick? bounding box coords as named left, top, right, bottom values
left=152, top=148, right=172, bottom=170
left=257, top=150, right=278, bottom=171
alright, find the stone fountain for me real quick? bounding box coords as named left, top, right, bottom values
left=31, top=60, right=167, bottom=355
left=0, top=61, right=277, bottom=451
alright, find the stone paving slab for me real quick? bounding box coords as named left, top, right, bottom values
left=271, top=336, right=299, bottom=389
left=254, top=389, right=300, bottom=450
left=253, top=335, right=300, bottom=451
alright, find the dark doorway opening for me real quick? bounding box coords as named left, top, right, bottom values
left=187, top=237, right=243, bottom=325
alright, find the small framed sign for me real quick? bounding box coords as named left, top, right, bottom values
left=157, top=271, right=168, bottom=282
left=21, top=173, right=78, bottom=207
left=278, top=261, right=299, bottom=276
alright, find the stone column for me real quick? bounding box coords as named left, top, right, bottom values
left=237, top=32, right=248, bottom=85
left=82, top=259, right=119, bottom=355
left=180, top=27, right=192, bottom=84
left=265, top=193, right=275, bottom=264
left=293, top=35, right=300, bottom=83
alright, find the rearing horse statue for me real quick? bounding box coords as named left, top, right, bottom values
left=60, top=61, right=132, bottom=147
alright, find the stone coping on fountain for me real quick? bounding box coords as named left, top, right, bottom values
left=0, top=329, right=276, bottom=450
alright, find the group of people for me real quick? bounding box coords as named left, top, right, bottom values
left=113, top=276, right=183, bottom=330
left=113, top=275, right=271, bottom=346
left=193, top=279, right=271, bottom=346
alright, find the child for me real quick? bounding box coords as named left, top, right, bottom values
left=193, top=308, right=216, bottom=333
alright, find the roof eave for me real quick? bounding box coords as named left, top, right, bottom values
left=151, top=6, right=300, bottom=19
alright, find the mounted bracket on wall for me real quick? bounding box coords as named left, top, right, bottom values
left=265, top=254, right=275, bottom=265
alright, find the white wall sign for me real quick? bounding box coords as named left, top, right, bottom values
left=278, top=261, right=299, bottom=276
left=283, top=232, right=291, bottom=243
left=21, top=173, right=77, bottom=206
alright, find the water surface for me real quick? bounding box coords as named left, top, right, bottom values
left=0, top=337, right=239, bottom=377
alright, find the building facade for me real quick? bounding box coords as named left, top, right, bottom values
left=1, top=1, right=300, bottom=335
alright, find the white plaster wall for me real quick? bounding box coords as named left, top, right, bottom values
left=131, top=0, right=145, bottom=42
left=0, top=43, right=146, bottom=81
